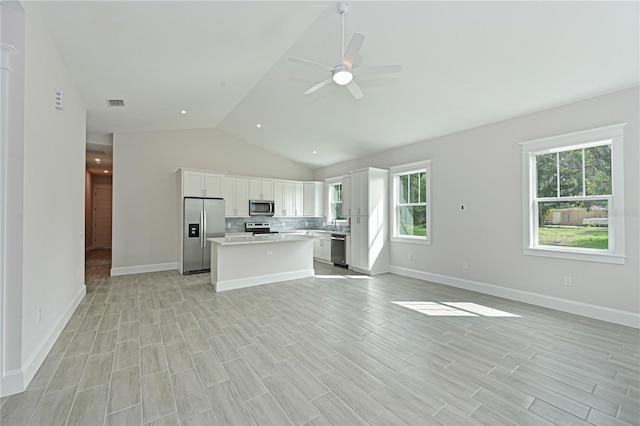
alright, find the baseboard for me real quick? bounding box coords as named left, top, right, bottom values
left=388, top=266, right=640, bottom=329
left=3, top=284, right=86, bottom=397
left=111, top=262, right=177, bottom=276
left=214, top=269, right=315, bottom=292
left=1, top=368, right=24, bottom=397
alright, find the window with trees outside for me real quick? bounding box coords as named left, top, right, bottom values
left=520, top=123, right=626, bottom=264
left=390, top=161, right=431, bottom=244
left=330, top=183, right=345, bottom=220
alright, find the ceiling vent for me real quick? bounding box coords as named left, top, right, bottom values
left=106, top=99, right=125, bottom=107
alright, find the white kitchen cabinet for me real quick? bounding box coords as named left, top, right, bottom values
left=311, top=232, right=332, bottom=263
left=303, top=182, right=324, bottom=216
left=178, top=168, right=225, bottom=198
left=273, top=180, right=303, bottom=216
left=223, top=177, right=250, bottom=217
left=348, top=168, right=389, bottom=275
left=249, top=179, right=274, bottom=200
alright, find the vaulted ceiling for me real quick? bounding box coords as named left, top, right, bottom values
left=32, top=1, right=639, bottom=169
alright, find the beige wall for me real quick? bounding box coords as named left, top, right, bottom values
left=111, top=128, right=313, bottom=271
left=314, top=87, right=640, bottom=320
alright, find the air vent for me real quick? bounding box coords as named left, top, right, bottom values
left=106, top=99, right=125, bottom=107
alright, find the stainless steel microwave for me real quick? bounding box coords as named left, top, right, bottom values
left=249, top=199, right=275, bottom=216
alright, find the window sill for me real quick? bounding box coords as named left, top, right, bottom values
left=391, top=236, right=431, bottom=245
left=523, top=247, right=625, bottom=265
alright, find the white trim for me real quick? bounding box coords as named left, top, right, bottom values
left=110, top=262, right=177, bottom=276
left=519, top=122, right=626, bottom=152
left=1, top=368, right=23, bottom=397
left=213, top=268, right=314, bottom=292
left=1, top=284, right=85, bottom=397
left=520, top=124, right=626, bottom=262
left=22, top=285, right=86, bottom=389
left=522, top=248, right=625, bottom=265
left=388, top=266, right=639, bottom=329
left=390, top=161, right=431, bottom=243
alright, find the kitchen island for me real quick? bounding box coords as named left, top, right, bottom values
left=207, top=234, right=317, bottom=292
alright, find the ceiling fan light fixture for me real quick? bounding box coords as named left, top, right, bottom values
left=332, top=67, right=353, bottom=85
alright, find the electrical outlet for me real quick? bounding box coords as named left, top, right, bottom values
left=462, top=261, right=469, bottom=270
left=407, top=253, right=412, bottom=260
left=563, top=276, right=573, bottom=286
left=37, top=308, right=42, bottom=323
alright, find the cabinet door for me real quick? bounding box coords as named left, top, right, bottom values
left=235, top=178, right=250, bottom=217
left=282, top=182, right=294, bottom=216
left=351, top=216, right=368, bottom=270
left=249, top=179, right=262, bottom=200
left=204, top=173, right=223, bottom=198
left=183, top=171, right=204, bottom=197
left=222, top=178, right=236, bottom=216
left=261, top=180, right=274, bottom=200
left=322, top=236, right=332, bottom=262
left=273, top=181, right=285, bottom=216
left=303, top=182, right=323, bottom=216
left=294, top=183, right=304, bottom=216
left=342, top=176, right=351, bottom=218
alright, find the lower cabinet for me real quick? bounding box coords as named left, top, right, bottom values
left=311, top=233, right=332, bottom=262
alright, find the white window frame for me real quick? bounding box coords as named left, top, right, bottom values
left=520, top=123, right=626, bottom=264
left=390, top=160, right=431, bottom=245
left=326, top=177, right=347, bottom=223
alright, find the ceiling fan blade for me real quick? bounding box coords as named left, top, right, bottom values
left=304, top=78, right=333, bottom=95
left=355, top=64, right=402, bottom=76
left=342, top=32, right=365, bottom=68
left=288, top=57, right=333, bottom=72
left=346, top=79, right=363, bottom=100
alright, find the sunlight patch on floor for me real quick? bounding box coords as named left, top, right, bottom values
left=392, top=301, right=520, bottom=317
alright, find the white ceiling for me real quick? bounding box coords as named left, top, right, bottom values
left=32, top=1, right=639, bottom=170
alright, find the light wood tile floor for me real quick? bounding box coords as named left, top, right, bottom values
left=1, top=249, right=638, bottom=425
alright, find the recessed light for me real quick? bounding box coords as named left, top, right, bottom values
left=103, top=170, right=109, bottom=174
left=180, top=110, right=187, bottom=115
left=256, top=123, right=262, bottom=128
left=312, top=150, right=317, bottom=154
left=95, top=158, right=101, bottom=163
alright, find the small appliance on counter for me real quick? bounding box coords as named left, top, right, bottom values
left=183, top=197, right=225, bottom=274
left=245, top=222, right=278, bottom=235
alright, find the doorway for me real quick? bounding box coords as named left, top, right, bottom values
left=92, top=184, right=112, bottom=248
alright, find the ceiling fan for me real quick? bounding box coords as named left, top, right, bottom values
left=288, top=2, right=401, bottom=100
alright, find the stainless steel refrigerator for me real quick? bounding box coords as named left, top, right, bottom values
left=183, top=197, right=225, bottom=274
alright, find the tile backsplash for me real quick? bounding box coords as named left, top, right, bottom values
left=225, top=216, right=328, bottom=233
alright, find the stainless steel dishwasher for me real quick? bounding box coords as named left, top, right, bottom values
left=331, top=234, right=347, bottom=266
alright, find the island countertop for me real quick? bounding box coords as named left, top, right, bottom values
left=208, top=233, right=318, bottom=246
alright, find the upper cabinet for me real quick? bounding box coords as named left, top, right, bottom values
left=223, top=177, right=250, bottom=217
left=249, top=179, right=274, bottom=201
left=273, top=180, right=303, bottom=216
left=178, top=168, right=225, bottom=198
left=303, top=182, right=324, bottom=217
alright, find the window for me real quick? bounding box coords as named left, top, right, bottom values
left=330, top=183, right=345, bottom=220
left=390, top=161, right=431, bottom=244
left=520, top=123, right=626, bottom=264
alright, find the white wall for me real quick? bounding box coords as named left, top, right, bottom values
left=112, top=128, right=313, bottom=272
left=1, top=0, right=26, bottom=397
left=4, top=2, right=86, bottom=395
left=314, top=87, right=639, bottom=324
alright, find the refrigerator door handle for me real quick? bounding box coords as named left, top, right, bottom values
left=202, top=210, right=207, bottom=248
left=200, top=210, right=205, bottom=248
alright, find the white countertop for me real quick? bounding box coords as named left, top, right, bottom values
left=279, top=229, right=350, bottom=236
left=209, top=233, right=318, bottom=246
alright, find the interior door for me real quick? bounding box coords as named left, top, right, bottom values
left=92, top=184, right=112, bottom=248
